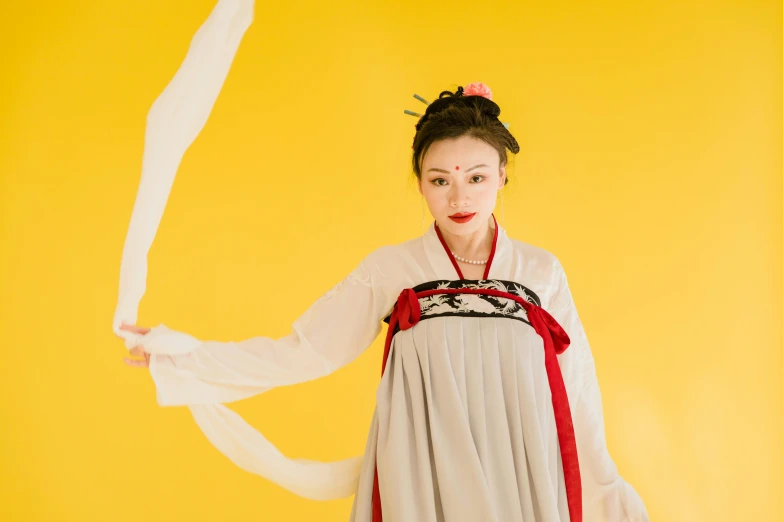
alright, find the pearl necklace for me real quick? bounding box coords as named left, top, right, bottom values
left=434, top=221, right=491, bottom=265
left=451, top=251, right=488, bottom=265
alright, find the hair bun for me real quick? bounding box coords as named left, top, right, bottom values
left=415, top=84, right=501, bottom=131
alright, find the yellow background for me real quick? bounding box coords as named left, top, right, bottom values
left=1, top=0, right=780, bottom=520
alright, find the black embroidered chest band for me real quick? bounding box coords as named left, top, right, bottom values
left=382, top=279, right=542, bottom=329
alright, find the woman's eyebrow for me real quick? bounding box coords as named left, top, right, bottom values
left=427, top=164, right=490, bottom=174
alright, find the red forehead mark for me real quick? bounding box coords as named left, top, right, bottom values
left=455, top=166, right=460, bottom=170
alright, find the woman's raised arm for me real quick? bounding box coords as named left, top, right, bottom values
left=143, top=252, right=388, bottom=406
left=133, top=253, right=391, bottom=501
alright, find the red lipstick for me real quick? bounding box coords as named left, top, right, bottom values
left=448, top=212, right=476, bottom=224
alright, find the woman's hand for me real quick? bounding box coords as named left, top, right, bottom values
left=119, top=323, right=152, bottom=368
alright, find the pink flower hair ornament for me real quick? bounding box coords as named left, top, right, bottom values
left=463, top=81, right=493, bottom=100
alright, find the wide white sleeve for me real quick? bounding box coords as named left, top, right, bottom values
left=136, top=252, right=388, bottom=501
left=144, top=253, right=385, bottom=406
left=548, top=261, right=651, bottom=522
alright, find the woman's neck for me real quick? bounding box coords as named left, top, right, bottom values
left=437, top=216, right=495, bottom=260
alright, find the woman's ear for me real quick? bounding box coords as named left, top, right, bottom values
left=498, top=167, right=506, bottom=188
left=417, top=179, right=423, bottom=195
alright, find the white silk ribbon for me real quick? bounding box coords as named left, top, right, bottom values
left=112, top=0, right=362, bottom=501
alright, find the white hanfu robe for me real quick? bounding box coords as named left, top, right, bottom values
left=110, top=1, right=649, bottom=519
left=140, top=216, right=650, bottom=522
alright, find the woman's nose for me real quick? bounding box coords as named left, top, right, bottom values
left=449, top=188, right=468, bottom=207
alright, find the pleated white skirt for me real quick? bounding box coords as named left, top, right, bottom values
left=350, top=315, right=572, bottom=522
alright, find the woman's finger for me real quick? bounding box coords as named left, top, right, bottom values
left=129, top=346, right=146, bottom=357
left=119, top=323, right=151, bottom=335
left=123, top=357, right=149, bottom=368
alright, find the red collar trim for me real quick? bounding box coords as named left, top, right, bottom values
left=434, top=214, right=499, bottom=280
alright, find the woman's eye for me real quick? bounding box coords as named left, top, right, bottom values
left=430, top=175, right=484, bottom=186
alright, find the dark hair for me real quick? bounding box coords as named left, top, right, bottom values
left=411, top=85, right=520, bottom=186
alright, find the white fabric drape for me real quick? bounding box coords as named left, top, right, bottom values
left=113, top=0, right=255, bottom=355
left=112, top=0, right=382, bottom=501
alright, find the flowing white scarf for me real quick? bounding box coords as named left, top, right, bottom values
left=112, top=0, right=361, bottom=500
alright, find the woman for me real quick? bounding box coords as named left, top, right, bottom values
left=121, top=89, right=650, bottom=522
left=116, top=3, right=650, bottom=521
